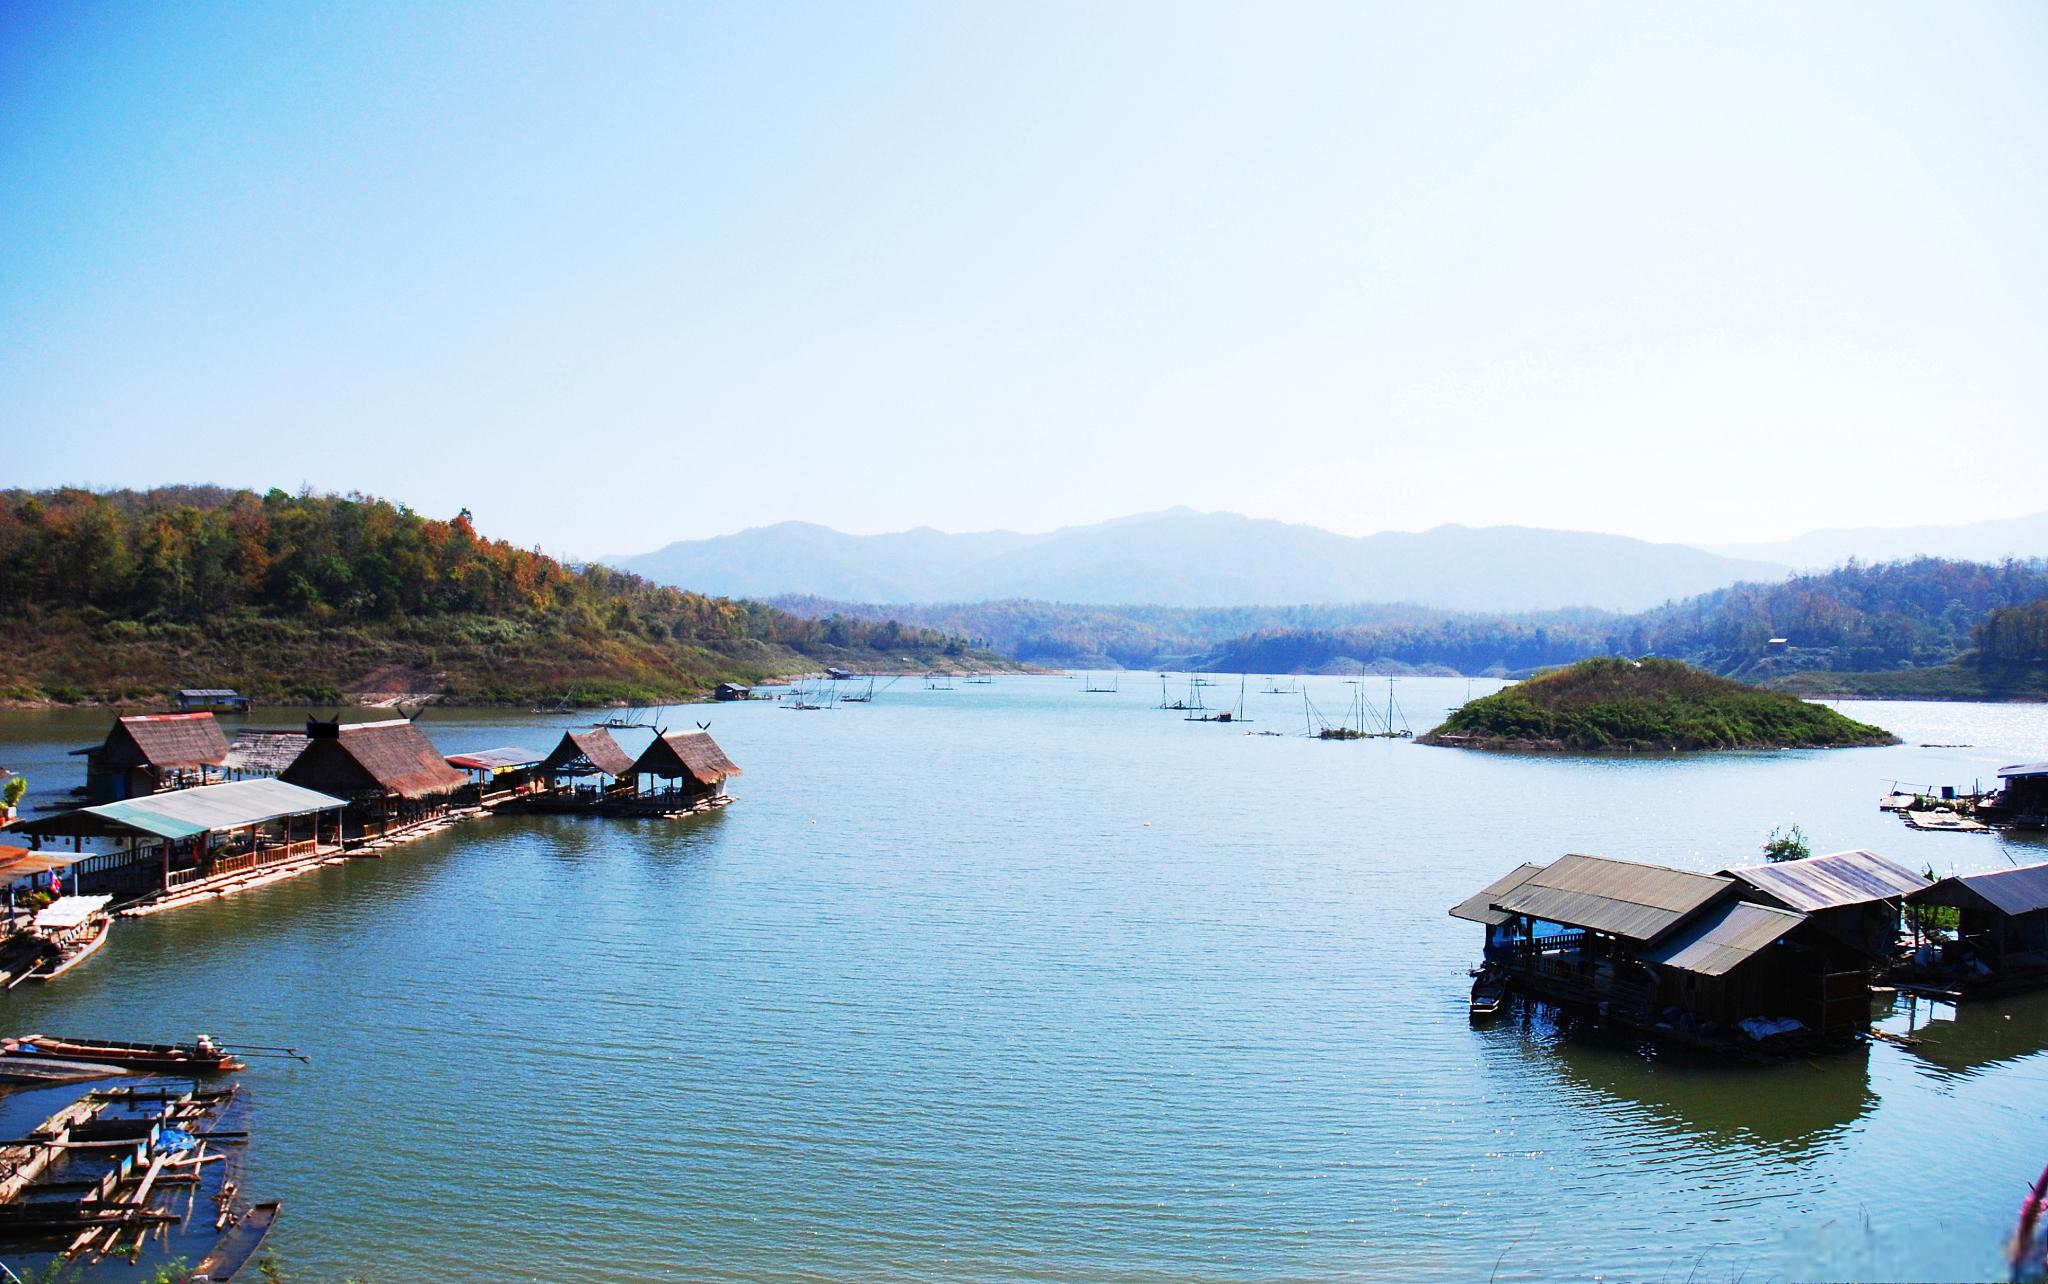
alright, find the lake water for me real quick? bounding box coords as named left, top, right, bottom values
left=1, top=677, right=2045, bottom=1282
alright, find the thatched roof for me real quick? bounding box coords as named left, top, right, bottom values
left=222, top=729, right=311, bottom=776
left=628, top=731, right=742, bottom=786
left=97, top=714, right=229, bottom=771
left=539, top=729, right=636, bottom=779
left=279, top=719, right=468, bottom=800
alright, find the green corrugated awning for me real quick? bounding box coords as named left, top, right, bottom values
left=15, top=779, right=347, bottom=842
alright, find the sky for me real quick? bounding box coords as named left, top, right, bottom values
left=3, top=2, right=2046, bottom=560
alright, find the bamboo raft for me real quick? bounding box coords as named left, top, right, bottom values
left=1901, top=810, right=1990, bottom=833
left=0, top=1084, right=276, bottom=1276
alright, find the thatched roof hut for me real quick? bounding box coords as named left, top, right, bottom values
left=96, top=713, right=229, bottom=774
left=80, top=712, right=231, bottom=801
left=538, top=729, right=636, bottom=779
left=628, top=731, right=742, bottom=789
left=279, top=718, right=467, bottom=802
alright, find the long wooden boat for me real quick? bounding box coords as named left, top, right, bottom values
left=194, top=1200, right=281, bottom=1282
left=2, top=1035, right=246, bottom=1074
left=1469, top=968, right=1509, bottom=1021
left=24, top=914, right=111, bottom=984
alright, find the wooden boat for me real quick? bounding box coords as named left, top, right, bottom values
left=27, top=915, right=110, bottom=984
left=2, top=1035, right=246, bottom=1074
left=1469, top=968, right=1509, bottom=1021
left=194, top=1200, right=282, bottom=1282
left=7, top=896, right=115, bottom=988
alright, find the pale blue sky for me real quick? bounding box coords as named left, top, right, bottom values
left=4, top=2, right=2045, bottom=559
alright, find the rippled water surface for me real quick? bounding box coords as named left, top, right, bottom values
left=1, top=678, right=2045, bottom=1281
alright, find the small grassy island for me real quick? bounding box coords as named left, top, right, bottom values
left=1418, top=657, right=1899, bottom=752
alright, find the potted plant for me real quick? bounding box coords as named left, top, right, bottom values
left=0, top=775, right=23, bottom=825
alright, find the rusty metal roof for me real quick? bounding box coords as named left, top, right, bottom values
left=1449, top=863, right=1547, bottom=925
left=1722, top=848, right=1930, bottom=912
left=1490, top=854, right=1731, bottom=943
left=1914, top=861, right=2048, bottom=918
left=1640, top=899, right=1808, bottom=977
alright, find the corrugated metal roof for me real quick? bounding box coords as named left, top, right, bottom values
left=1640, top=900, right=1808, bottom=977
left=1723, top=848, right=1931, bottom=912
left=446, top=747, right=543, bottom=772
left=1490, top=854, right=1731, bottom=942
left=1997, top=763, right=2048, bottom=780
left=1916, top=862, right=2048, bottom=917
left=1449, top=863, right=1547, bottom=925
left=18, top=779, right=347, bottom=841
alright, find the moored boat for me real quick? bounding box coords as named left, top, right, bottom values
left=12, top=895, right=114, bottom=986
left=1469, top=967, right=1508, bottom=1021
left=194, top=1200, right=282, bottom=1282
left=2, top=1033, right=246, bottom=1074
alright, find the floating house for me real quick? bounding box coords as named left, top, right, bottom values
left=1452, top=853, right=1876, bottom=1049
left=172, top=688, right=250, bottom=713
left=1902, top=861, right=2048, bottom=994
left=445, top=747, right=546, bottom=806
left=278, top=718, right=468, bottom=839
left=1982, top=763, right=2048, bottom=825
left=12, top=779, right=347, bottom=902
left=624, top=731, right=742, bottom=813
left=521, top=730, right=639, bottom=811
left=76, top=713, right=231, bottom=803
left=1720, top=848, right=1930, bottom=963
left=714, top=682, right=752, bottom=702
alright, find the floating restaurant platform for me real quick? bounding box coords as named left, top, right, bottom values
left=1451, top=850, right=1914, bottom=1055
left=3, top=714, right=746, bottom=952
left=11, top=779, right=349, bottom=913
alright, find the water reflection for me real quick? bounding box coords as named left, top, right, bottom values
left=1488, top=1002, right=1878, bottom=1156
left=1891, top=989, right=2048, bottom=1080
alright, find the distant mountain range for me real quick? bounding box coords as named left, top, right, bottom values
left=615, top=509, right=1788, bottom=613
left=1709, top=510, right=2048, bottom=570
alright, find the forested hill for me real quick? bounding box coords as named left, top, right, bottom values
left=0, top=487, right=999, bottom=705
left=769, top=596, right=1612, bottom=673
left=1619, top=558, right=2048, bottom=678
left=773, top=558, right=2048, bottom=686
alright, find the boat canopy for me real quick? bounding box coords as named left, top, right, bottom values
left=14, top=779, right=347, bottom=842
left=34, top=895, right=112, bottom=931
